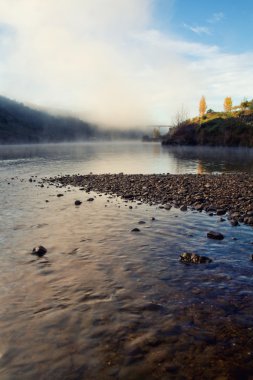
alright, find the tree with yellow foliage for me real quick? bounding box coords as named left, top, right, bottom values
left=224, top=97, right=232, bottom=112
left=199, top=96, right=207, bottom=117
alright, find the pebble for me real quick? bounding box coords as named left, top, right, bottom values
left=32, top=246, right=47, bottom=257
left=207, top=231, right=224, bottom=240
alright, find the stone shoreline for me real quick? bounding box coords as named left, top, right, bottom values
left=45, top=173, right=253, bottom=226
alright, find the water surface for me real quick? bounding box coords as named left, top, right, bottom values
left=1, top=142, right=253, bottom=379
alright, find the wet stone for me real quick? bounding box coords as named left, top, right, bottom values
left=32, top=246, right=47, bottom=257
left=180, top=252, right=212, bottom=264
left=207, top=231, right=224, bottom=240
left=217, top=209, right=227, bottom=216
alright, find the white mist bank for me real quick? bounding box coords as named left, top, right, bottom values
left=1, top=0, right=253, bottom=127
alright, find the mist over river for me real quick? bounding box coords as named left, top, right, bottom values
left=1, top=142, right=253, bottom=379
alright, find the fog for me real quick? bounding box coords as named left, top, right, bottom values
left=1, top=0, right=253, bottom=128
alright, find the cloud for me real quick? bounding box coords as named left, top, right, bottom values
left=0, top=1, right=252, bottom=127
left=183, top=23, right=211, bottom=36
left=208, top=12, right=224, bottom=24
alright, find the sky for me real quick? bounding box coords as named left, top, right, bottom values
left=0, top=0, right=253, bottom=127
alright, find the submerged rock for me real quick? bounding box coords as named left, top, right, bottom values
left=131, top=228, right=140, bottom=232
left=207, top=231, right=224, bottom=240
left=180, top=252, right=212, bottom=264
left=32, top=246, right=47, bottom=257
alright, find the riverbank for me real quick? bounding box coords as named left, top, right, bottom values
left=45, top=173, right=253, bottom=227
left=162, top=112, right=253, bottom=147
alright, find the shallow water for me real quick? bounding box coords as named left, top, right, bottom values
left=1, top=142, right=253, bottom=379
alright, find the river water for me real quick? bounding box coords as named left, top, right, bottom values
left=1, top=142, right=253, bottom=380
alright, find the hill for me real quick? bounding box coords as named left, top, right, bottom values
left=0, top=96, right=98, bottom=144
left=162, top=111, right=253, bottom=147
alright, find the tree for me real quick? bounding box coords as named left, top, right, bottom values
left=224, top=97, right=232, bottom=112
left=172, top=105, right=189, bottom=128
left=199, top=96, right=207, bottom=117
left=240, top=98, right=250, bottom=110
left=153, top=127, right=160, bottom=139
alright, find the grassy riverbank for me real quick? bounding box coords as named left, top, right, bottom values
left=162, top=111, right=253, bottom=147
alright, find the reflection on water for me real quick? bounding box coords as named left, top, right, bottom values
left=164, top=145, right=253, bottom=174
left=1, top=142, right=253, bottom=379
left=0, top=142, right=253, bottom=176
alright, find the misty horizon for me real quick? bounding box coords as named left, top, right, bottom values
left=1, top=0, right=253, bottom=128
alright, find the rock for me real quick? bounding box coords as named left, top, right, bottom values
left=87, top=198, right=94, bottom=202
left=151, top=217, right=156, bottom=221
left=32, top=246, right=47, bottom=257
left=180, top=252, right=212, bottom=264
left=57, top=194, right=64, bottom=197
left=251, top=254, right=253, bottom=261
left=217, top=209, right=227, bottom=216
left=124, top=194, right=134, bottom=199
left=75, top=200, right=82, bottom=205
left=207, top=231, right=224, bottom=240
left=180, top=205, right=187, bottom=212
left=29, top=178, right=33, bottom=182
left=131, top=228, right=140, bottom=232
left=219, top=217, right=225, bottom=222
left=195, top=204, right=203, bottom=211
left=245, top=217, right=253, bottom=225
left=231, top=220, right=239, bottom=226
left=129, top=206, right=133, bottom=209
left=138, top=221, right=146, bottom=225
left=164, top=204, right=172, bottom=210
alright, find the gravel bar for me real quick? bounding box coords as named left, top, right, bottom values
left=45, top=173, right=253, bottom=226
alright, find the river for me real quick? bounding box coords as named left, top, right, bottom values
left=1, top=142, right=253, bottom=379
